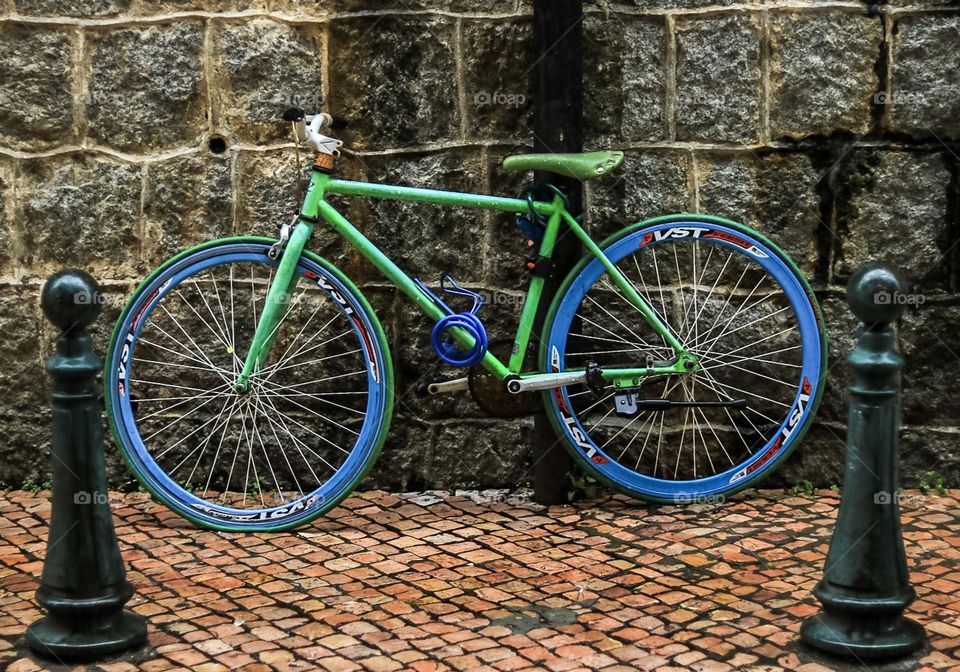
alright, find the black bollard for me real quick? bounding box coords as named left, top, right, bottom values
left=25, top=270, right=147, bottom=660
left=800, top=264, right=926, bottom=659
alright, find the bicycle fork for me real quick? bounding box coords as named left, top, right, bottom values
left=234, top=220, right=314, bottom=392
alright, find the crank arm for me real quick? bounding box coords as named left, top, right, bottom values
left=427, top=377, right=469, bottom=395
left=506, top=371, right=587, bottom=393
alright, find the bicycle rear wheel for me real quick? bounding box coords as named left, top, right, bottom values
left=541, top=215, right=826, bottom=502
left=105, top=238, right=393, bottom=531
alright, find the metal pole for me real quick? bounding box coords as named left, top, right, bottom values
left=800, top=264, right=926, bottom=660
left=26, top=270, right=147, bottom=661
left=531, top=0, right=583, bottom=505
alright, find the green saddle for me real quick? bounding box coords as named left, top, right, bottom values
left=502, top=150, right=624, bottom=181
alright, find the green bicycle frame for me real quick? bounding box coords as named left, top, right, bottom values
left=235, top=169, right=697, bottom=392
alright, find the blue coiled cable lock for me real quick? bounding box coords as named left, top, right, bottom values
left=414, top=275, right=488, bottom=367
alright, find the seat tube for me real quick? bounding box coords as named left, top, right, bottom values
left=508, top=196, right=564, bottom=373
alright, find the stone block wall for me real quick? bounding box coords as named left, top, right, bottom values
left=0, top=0, right=957, bottom=492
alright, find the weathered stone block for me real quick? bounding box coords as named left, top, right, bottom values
left=766, top=422, right=846, bottom=489
left=0, top=414, right=53, bottom=489
left=428, top=419, right=533, bottom=488
left=587, top=149, right=690, bottom=240
left=0, top=287, right=44, bottom=414
left=0, top=159, right=14, bottom=271
left=675, top=15, right=761, bottom=144
left=461, top=18, right=534, bottom=142
left=0, top=26, right=75, bottom=151
left=900, top=303, right=960, bottom=426
left=364, top=420, right=430, bottom=492
left=351, top=149, right=488, bottom=283
left=586, top=0, right=739, bottom=9
left=889, top=15, right=960, bottom=139
left=900, top=428, right=959, bottom=488
left=142, top=154, right=233, bottom=266
left=328, top=16, right=460, bottom=150
left=263, top=0, right=330, bottom=15
left=18, top=155, right=141, bottom=277
left=236, top=150, right=302, bottom=240
left=85, top=280, right=131, bottom=359
left=833, top=150, right=951, bottom=287
left=815, top=293, right=860, bottom=424
left=585, top=14, right=666, bottom=144
left=213, top=20, right=325, bottom=145
left=334, top=0, right=506, bottom=11
left=139, top=0, right=264, bottom=12
left=695, top=151, right=821, bottom=275
left=769, top=12, right=881, bottom=138
left=15, top=0, right=129, bottom=15
left=885, top=0, right=957, bottom=6
left=86, top=23, right=205, bottom=152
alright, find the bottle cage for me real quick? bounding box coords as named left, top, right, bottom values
left=413, top=275, right=489, bottom=367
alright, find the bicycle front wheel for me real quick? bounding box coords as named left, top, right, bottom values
left=105, top=238, right=393, bottom=531
left=541, top=215, right=826, bottom=502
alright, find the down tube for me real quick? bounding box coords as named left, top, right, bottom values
left=315, top=200, right=511, bottom=379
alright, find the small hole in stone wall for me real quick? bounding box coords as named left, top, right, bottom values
left=208, top=136, right=228, bottom=154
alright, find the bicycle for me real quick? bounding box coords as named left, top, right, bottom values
left=105, top=109, right=827, bottom=531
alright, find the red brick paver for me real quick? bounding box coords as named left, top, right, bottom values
left=0, top=489, right=958, bottom=671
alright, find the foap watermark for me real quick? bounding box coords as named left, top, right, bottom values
left=873, top=289, right=924, bottom=308
left=473, top=90, right=527, bottom=108
left=74, top=289, right=106, bottom=305
left=455, top=488, right=538, bottom=507
left=676, top=91, right=728, bottom=109
left=873, top=91, right=927, bottom=107
left=479, top=290, right=526, bottom=307
left=673, top=493, right=725, bottom=507
left=74, top=490, right=123, bottom=506
left=874, top=490, right=925, bottom=507
left=270, top=92, right=326, bottom=111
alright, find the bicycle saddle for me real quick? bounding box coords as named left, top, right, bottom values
left=502, top=150, right=624, bottom=181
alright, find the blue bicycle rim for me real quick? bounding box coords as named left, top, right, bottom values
left=107, top=243, right=388, bottom=530
left=545, top=221, right=823, bottom=500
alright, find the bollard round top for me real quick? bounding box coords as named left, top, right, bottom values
left=847, top=263, right=907, bottom=327
left=41, top=269, right=102, bottom=331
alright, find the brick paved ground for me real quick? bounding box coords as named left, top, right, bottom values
left=0, top=489, right=957, bottom=672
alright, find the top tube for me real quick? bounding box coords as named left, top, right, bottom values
left=323, top=177, right=556, bottom=217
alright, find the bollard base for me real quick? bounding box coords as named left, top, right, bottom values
left=800, top=609, right=925, bottom=661
left=26, top=610, right=146, bottom=661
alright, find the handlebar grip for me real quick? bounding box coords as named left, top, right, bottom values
left=282, top=107, right=305, bottom=122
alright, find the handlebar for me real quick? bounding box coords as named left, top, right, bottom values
left=284, top=107, right=341, bottom=155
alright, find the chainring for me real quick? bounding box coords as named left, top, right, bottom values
left=468, top=340, right=541, bottom=418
